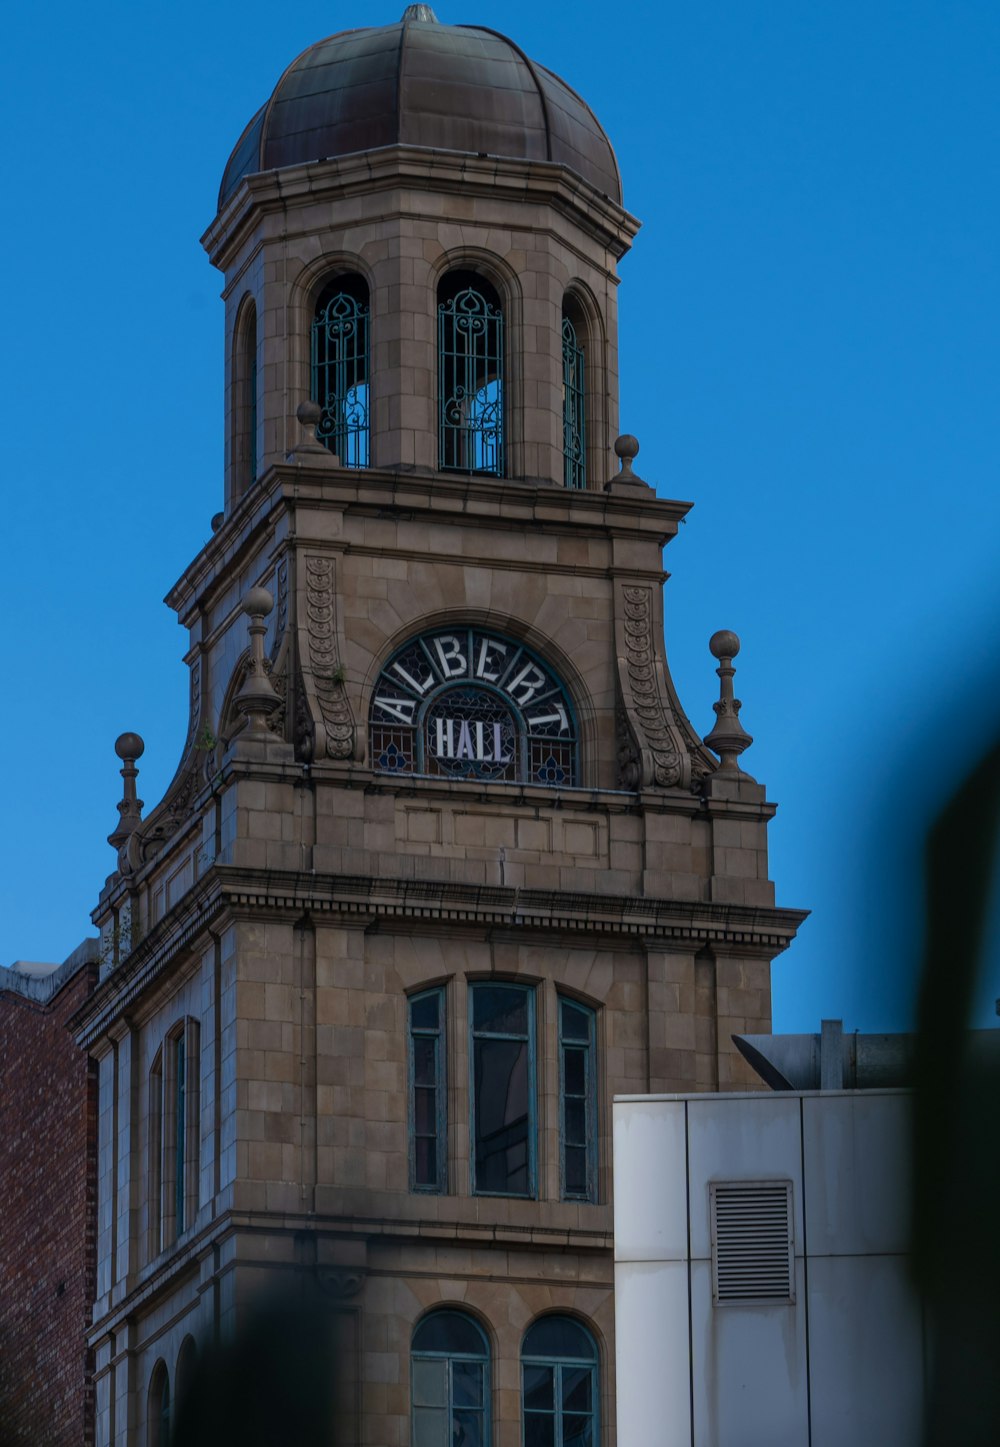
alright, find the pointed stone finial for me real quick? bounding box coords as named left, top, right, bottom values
left=703, top=630, right=753, bottom=772
left=402, top=4, right=439, bottom=20
left=108, top=732, right=145, bottom=850
left=237, top=587, right=282, bottom=735
left=286, top=400, right=338, bottom=466
left=605, top=434, right=650, bottom=491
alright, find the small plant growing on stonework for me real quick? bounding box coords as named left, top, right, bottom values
left=331, top=665, right=346, bottom=685
left=195, top=725, right=219, bottom=751
left=100, top=917, right=144, bottom=970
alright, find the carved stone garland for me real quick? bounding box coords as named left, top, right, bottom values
left=305, top=555, right=355, bottom=759
left=622, top=586, right=683, bottom=788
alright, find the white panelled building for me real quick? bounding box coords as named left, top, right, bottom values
left=613, top=1084, right=924, bottom=1447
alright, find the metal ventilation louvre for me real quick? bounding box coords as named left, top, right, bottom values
left=711, top=1181, right=794, bottom=1304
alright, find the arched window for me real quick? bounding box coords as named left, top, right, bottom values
left=412, top=1310, right=490, bottom=1446
left=438, top=270, right=504, bottom=475
left=175, top=1334, right=197, bottom=1423
left=311, top=274, right=370, bottom=467
left=522, top=1317, right=599, bottom=1447
left=234, top=299, right=258, bottom=494
left=369, top=626, right=577, bottom=787
left=562, top=305, right=586, bottom=490
left=148, top=1360, right=170, bottom=1447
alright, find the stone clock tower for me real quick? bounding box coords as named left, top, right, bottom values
left=76, top=10, right=805, bottom=1444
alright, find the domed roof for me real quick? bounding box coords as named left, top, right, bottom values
left=219, top=6, right=622, bottom=209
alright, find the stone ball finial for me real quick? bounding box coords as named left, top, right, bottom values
left=114, top=732, right=145, bottom=762
left=606, top=434, right=647, bottom=491
left=709, top=629, right=741, bottom=661
left=296, top=399, right=322, bottom=429
left=243, top=586, right=274, bottom=619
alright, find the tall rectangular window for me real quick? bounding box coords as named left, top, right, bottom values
left=470, top=983, right=535, bottom=1197
left=559, top=997, right=597, bottom=1201
left=561, top=314, right=586, bottom=489
left=174, top=1033, right=186, bottom=1234
left=409, top=989, right=446, bottom=1192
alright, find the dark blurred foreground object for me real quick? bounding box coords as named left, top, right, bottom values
left=172, top=1286, right=347, bottom=1446
left=912, top=738, right=1000, bottom=1446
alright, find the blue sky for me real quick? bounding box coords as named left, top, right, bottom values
left=2, top=1, right=998, bottom=1031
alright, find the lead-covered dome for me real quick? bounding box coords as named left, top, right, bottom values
left=219, top=6, right=622, bottom=209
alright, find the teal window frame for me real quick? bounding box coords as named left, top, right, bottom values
left=522, top=1316, right=599, bottom=1447
left=559, top=997, right=597, bottom=1203
left=409, top=988, right=447, bottom=1193
left=469, top=982, right=536, bottom=1199
left=412, top=1310, right=491, bottom=1447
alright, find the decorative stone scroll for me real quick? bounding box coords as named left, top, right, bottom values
left=618, top=585, right=684, bottom=788
left=302, top=554, right=355, bottom=759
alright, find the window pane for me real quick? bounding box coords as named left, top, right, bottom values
left=413, top=1311, right=487, bottom=1358
left=523, top=1363, right=554, bottom=1411
left=413, top=1405, right=448, bottom=1447
left=564, top=1098, right=586, bottom=1147
left=472, top=984, right=527, bottom=1036
left=452, top=1409, right=484, bottom=1447
left=563, top=1048, right=586, bottom=1097
left=562, top=1414, right=592, bottom=1447
left=564, top=1146, right=587, bottom=1196
left=414, top=1136, right=435, bottom=1187
left=414, top=1084, right=437, bottom=1135
left=411, top=994, right=440, bottom=1031
left=523, top=1317, right=595, bottom=1362
left=560, top=1000, right=591, bottom=1041
left=524, top=1412, right=556, bottom=1447
left=474, top=1037, right=529, bottom=1194
left=412, top=1358, right=448, bottom=1408
left=414, top=1038, right=437, bottom=1086
left=561, top=1366, right=592, bottom=1413
left=452, top=1360, right=483, bottom=1408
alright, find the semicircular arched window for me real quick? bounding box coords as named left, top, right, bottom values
left=311, top=274, right=370, bottom=467
left=522, top=1316, right=599, bottom=1447
left=370, top=627, right=577, bottom=787
left=412, top=1309, right=490, bottom=1446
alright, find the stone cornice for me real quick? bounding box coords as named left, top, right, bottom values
left=202, top=146, right=641, bottom=273
left=88, top=1206, right=613, bottom=1344
left=75, top=863, right=807, bottom=1048
left=165, top=466, right=694, bottom=623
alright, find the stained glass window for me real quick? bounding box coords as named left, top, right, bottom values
left=311, top=275, right=370, bottom=467
left=370, top=628, right=577, bottom=787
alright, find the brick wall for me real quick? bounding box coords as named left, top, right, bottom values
left=0, top=953, right=98, bottom=1447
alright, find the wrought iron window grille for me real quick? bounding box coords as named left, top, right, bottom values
left=311, top=282, right=371, bottom=467
left=562, top=314, right=586, bottom=490
left=439, top=283, right=504, bottom=475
